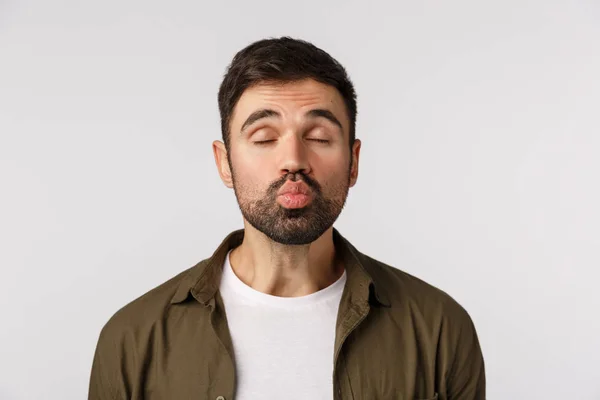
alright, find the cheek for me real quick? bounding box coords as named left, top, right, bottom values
left=317, top=164, right=351, bottom=195
left=231, top=157, right=272, bottom=197
left=325, top=151, right=350, bottom=172
left=232, top=143, right=273, bottom=171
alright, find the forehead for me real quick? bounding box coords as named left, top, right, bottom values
left=230, top=79, right=349, bottom=133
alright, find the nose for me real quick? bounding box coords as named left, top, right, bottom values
left=278, top=134, right=311, bottom=176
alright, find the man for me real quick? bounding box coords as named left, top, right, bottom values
left=89, top=37, right=485, bottom=400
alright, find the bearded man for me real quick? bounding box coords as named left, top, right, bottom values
left=89, top=37, right=485, bottom=400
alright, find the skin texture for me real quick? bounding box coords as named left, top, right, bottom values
left=212, top=78, right=361, bottom=297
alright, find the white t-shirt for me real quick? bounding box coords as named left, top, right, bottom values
left=219, top=250, right=347, bottom=400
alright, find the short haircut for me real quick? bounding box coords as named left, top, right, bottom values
left=218, top=37, right=357, bottom=150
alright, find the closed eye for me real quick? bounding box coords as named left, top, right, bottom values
left=253, top=139, right=329, bottom=145
left=253, top=140, right=276, bottom=146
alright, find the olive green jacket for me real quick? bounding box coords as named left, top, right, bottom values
left=89, top=228, right=485, bottom=400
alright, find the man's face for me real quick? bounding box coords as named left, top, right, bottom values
left=215, top=78, right=360, bottom=245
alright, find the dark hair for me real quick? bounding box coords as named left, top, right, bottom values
left=218, top=37, right=357, bottom=150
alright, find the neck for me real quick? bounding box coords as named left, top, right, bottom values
left=228, top=221, right=344, bottom=297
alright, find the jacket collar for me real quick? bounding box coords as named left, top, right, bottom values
left=170, top=228, right=390, bottom=308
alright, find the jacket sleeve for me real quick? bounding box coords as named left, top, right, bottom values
left=88, top=321, right=131, bottom=400
left=446, top=306, right=486, bottom=399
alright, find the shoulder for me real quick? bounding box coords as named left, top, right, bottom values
left=96, top=262, right=200, bottom=344
left=361, top=253, right=473, bottom=324
left=88, top=260, right=210, bottom=397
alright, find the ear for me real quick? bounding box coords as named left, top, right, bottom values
left=212, top=140, right=234, bottom=188
left=349, top=139, right=361, bottom=187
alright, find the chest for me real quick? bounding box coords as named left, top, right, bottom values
left=144, top=301, right=442, bottom=400
left=226, top=303, right=339, bottom=400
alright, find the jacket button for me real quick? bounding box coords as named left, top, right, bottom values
left=216, top=397, right=225, bottom=400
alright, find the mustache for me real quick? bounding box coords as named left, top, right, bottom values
left=268, top=172, right=321, bottom=195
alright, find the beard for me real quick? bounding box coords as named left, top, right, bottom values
left=231, top=167, right=351, bottom=245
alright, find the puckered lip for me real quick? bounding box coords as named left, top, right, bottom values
left=277, top=181, right=311, bottom=196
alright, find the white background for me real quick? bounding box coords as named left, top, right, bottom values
left=1, top=0, right=599, bottom=399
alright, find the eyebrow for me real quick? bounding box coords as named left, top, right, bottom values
left=240, top=108, right=344, bottom=134
left=240, top=109, right=280, bottom=133
left=306, top=109, right=343, bottom=131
